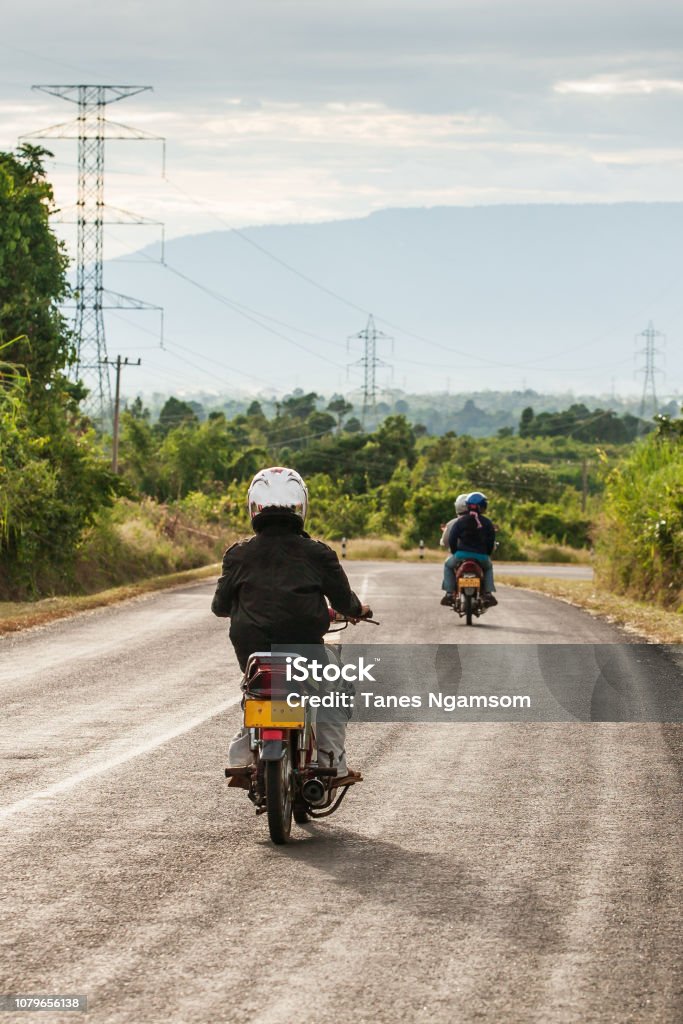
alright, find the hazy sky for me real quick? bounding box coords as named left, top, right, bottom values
left=1, top=1, right=682, bottom=396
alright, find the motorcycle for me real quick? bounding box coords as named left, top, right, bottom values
left=453, top=559, right=488, bottom=626
left=224, top=609, right=378, bottom=844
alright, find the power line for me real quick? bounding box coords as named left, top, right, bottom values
left=162, top=173, right=677, bottom=376
left=160, top=261, right=351, bottom=371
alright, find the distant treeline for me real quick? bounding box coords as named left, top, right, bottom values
left=131, top=389, right=670, bottom=441
left=133, top=385, right=680, bottom=438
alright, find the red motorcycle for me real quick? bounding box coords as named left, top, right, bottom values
left=453, top=559, right=487, bottom=626
left=225, top=610, right=377, bottom=844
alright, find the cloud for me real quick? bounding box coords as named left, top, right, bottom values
left=555, top=76, right=683, bottom=96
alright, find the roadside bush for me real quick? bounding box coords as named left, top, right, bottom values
left=512, top=501, right=590, bottom=548
left=594, top=419, right=683, bottom=608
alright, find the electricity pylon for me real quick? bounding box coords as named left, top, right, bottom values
left=348, top=314, right=393, bottom=427
left=25, top=85, right=164, bottom=426
left=635, top=320, right=665, bottom=418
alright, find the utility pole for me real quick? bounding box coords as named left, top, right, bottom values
left=348, top=314, right=392, bottom=428
left=25, top=85, right=164, bottom=427
left=636, top=320, right=665, bottom=418
left=581, top=458, right=589, bottom=513
left=103, top=356, right=141, bottom=473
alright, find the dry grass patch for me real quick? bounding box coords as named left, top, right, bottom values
left=326, top=538, right=444, bottom=562
left=503, top=576, right=683, bottom=644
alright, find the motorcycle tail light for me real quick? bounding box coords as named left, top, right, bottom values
left=245, top=658, right=290, bottom=698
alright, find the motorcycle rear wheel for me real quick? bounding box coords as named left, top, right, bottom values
left=266, top=747, right=293, bottom=844
left=464, top=593, right=473, bottom=626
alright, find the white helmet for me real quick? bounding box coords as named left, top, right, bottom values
left=454, top=493, right=469, bottom=515
left=247, top=466, right=308, bottom=525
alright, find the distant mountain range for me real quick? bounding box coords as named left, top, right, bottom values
left=103, top=203, right=683, bottom=399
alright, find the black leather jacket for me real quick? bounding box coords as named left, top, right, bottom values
left=211, top=520, right=362, bottom=669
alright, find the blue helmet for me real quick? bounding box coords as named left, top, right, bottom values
left=466, top=491, right=488, bottom=512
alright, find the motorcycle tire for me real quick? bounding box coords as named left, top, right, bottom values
left=266, top=747, right=293, bottom=844
left=464, top=593, right=473, bottom=626
left=293, top=806, right=310, bottom=824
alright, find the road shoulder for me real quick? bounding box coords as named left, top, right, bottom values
left=502, top=576, right=682, bottom=644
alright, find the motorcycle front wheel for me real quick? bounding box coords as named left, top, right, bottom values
left=266, top=746, right=293, bottom=844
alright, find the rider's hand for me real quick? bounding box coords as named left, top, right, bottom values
left=349, top=603, right=372, bottom=623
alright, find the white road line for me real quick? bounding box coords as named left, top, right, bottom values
left=0, top=697, right=240, bottom=823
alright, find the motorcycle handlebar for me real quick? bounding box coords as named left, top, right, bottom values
left=329, top=608, right=379, bottom=625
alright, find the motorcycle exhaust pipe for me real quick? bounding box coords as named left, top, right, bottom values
left=302, top=778, right=326, bottom=805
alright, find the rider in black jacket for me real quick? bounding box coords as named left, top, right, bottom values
left=211, top=467, right=367, bottom=787
left=212, top=516, right=364, bottom=671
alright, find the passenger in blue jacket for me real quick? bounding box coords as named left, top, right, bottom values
left=440, top=491, right=498, bottom=607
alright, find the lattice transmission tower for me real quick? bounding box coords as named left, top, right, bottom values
left=636, top=320, right=665, bottom=418
left=348, top=314, right=393, bottom=427
left=25, top=85, right=164, bottom=425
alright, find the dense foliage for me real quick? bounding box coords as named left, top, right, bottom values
left=595, top=414, right=683, bottom=608
left=115, top=395, right=612, bottom=559
left=0, top=148, right=116, bottom=597
left=519, top=404, right=649, bottom=443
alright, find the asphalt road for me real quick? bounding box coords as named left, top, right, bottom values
left=0, top=563, right=680, bottom=1024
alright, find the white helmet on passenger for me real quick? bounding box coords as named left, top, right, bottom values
left=247, top=467, right=308, bottom=526
left=454, top=493, right=469, bottom=515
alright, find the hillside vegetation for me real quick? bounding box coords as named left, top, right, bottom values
left=1, top=147, right=680, bottom=612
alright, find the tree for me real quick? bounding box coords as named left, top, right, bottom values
left=157, top=396, right=198, bottom=435
left=0, top=146, right=71, bottom=407
left=307, top=410, right=336, bottom=438
left=0, top=149, right=117, bottom=597
left=327, top=396, right=353, bottom=432
left=519, top=407, right=535, bottom=437
left=127, top=396, right=150, bottom=421
left=281, top=390, right=318, bottom=421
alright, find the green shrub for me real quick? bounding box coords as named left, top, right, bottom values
left=595, top=420, right=682, bottom=607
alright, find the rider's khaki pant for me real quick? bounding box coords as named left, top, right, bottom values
left=227, top=718, right=349, bottom=777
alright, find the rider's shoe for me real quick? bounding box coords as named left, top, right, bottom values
left=483, top=593, right=498, bottom=607
left=225, top=767, right=252, bottom=789
left=227, top=776, right=250, bottom=789
left=331, top=769, right=363, bottom=788
left=440, top=593, right=454, bottom=606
